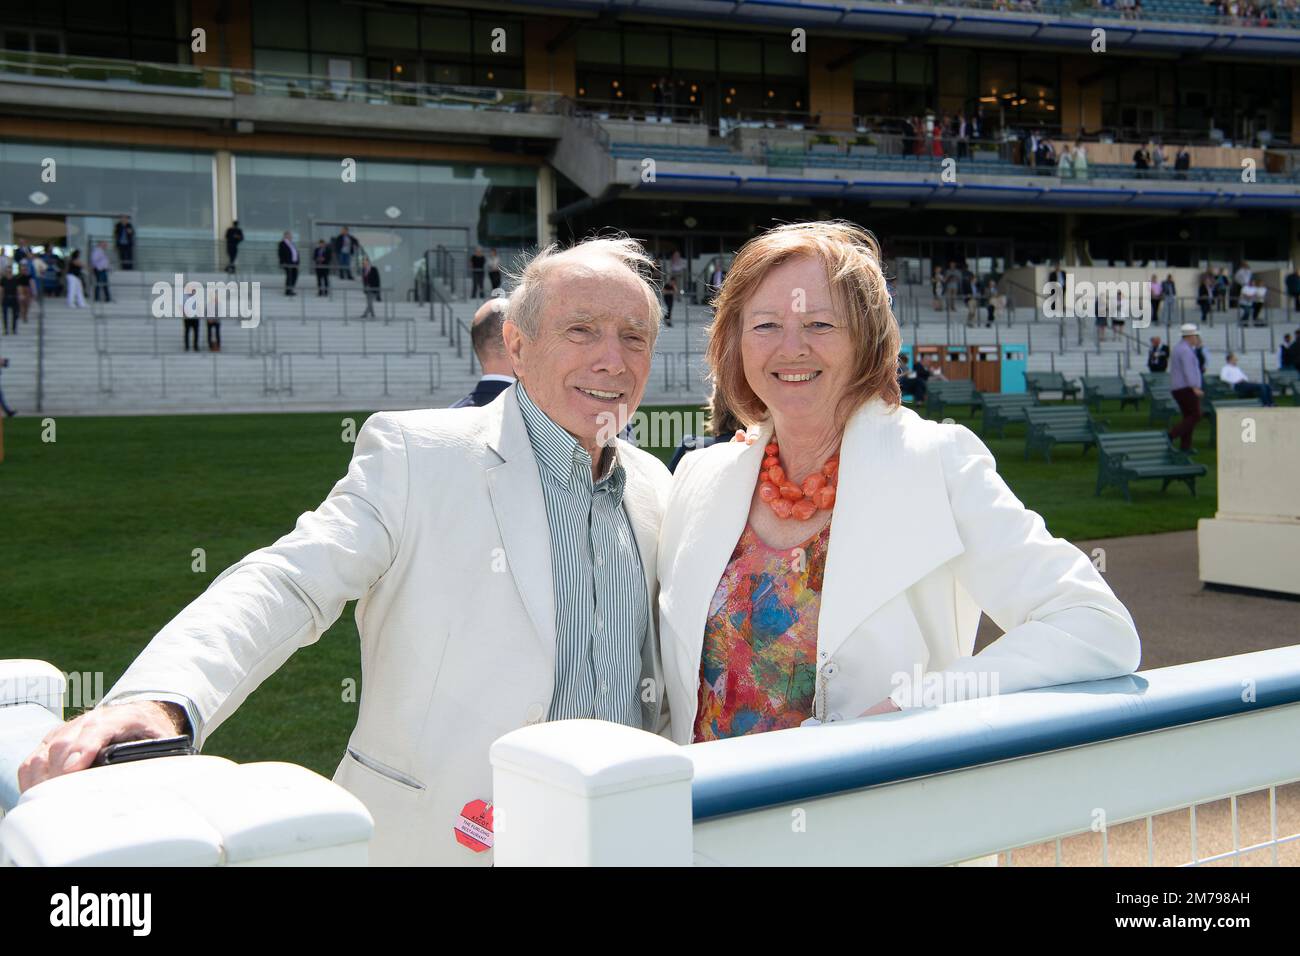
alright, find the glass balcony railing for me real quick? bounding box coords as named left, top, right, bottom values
left=0, top=50, right=568, bottom=115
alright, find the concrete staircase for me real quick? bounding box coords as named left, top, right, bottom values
left=1, top=271, right=1288, bottom=417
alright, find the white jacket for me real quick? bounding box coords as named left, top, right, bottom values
left=99, top=386, right=673, bottom=865
left=657, top=396, right=1141, bottom=745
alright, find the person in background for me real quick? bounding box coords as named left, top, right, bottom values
left=1147, top=335, right=1169, bottom=373
left=708, top=258, right=726, bottom=297
left=1149, top=273, right=1163, bottom=323
left=1196, top=273, right=1213, bottom=325
left=1219, top=352, right=1274, bottom=405
left=1072, top=139, right=1089, bottom=180
left=65, top=250, right=87, bottom=309
left=1168, top=323, right=1204, bottom=453
left=669, top=248, right=687, bottom=300
left=1, top=268, right=19, bottom=335
left=451, top=295, right=516, bottom=408
left=1286, top=329, right=1300, bottom=373
left=1161, top=274, right=1176, bottom=319
left=487, top=248, right=502, bottom=291
left=983, top=277, right=999, bottom=326
left=930, top=265, right=944, bottom=310
left=1213, top=267, right=1229, bottom=311
left=0, top=355, right=15, bottom=417
left=666, top=392, right=742, bottom=474
left=359, top=256, right=381, bottom=318
left=182, top=286, right=200, bottom=352
left=334, top=226, right=356, bottom=280
left=662, top=276, right=676, bottom=328
left=278, top=231, right=300, bottom=296
left=1057, top=143, right=1075, bottom=179
left=469, top=246, right=486, bottom=298
left=313, top=239, right=332, bottom=296
left=1132, top=142, right=1151, bottom=177
left=1285, top=265, right=1300, bottom=312
left=1174, top=144, right=1192, bottom=180
left=16, top=260, right=36, bottom=325
left=206, top=289, right=222, bottom=353
left=225, top=220, right=244, bottom=274
left=90, top=241, right=112, bottom=303
left=114, top=215, right=135, bottom=270
left=1281, top=333, right=1294, bottom=370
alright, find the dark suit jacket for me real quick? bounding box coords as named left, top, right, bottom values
left=278, top=240, right=299, bottom=266
left=451, top=377, right=513, bottom=408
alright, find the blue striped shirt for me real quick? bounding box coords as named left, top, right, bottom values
left=515, top=383, right=650, bottom=729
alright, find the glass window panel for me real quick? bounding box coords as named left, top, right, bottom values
left=131, top=38, right=182, bottom=64
left=421, top=14, right=470, bottom=54
left=366, top=11, right=418, bottom=50
left=895, top=51, right=929, bottom=87
left=0, top=142, right=213, bottom=240
left=938, top=50, right=968, bottom=96
left=66, top=33, right=131, bottom=60
left=68, top=0, right=128, bottom=32
left=130, top=0, right=182, bottom=39
left=718, top=37, right=761, bottom=76
left=763, top=37, right=804, bottom=78
left=310, top=0, right=364, bottom=54
left=255, top=48, right=310, bottom=75
left=672, top=34, right=714, bottom=72
left=854, top=52, right=892, bottom=84
left=626, top=32, right=669, bottom=69
left=575, top=28, right=620, bottom=65
left=252, top=0, right=308, bottom=50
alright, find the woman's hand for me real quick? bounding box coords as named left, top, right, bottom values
left=859, top=698, right=901, bottom=718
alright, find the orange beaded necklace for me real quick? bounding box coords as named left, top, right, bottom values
left=757, top=439, right=839, bottom=520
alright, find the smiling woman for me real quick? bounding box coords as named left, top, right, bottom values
left=657, top=219, right=1141, bottom=747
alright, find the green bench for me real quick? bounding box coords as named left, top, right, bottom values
left=1082, top=376, right=1143, bottom=413
left=1206, top=396, right=1264, bottom=443
left=1024, top=371, right=1080, bottom=402
left=1146, top=384, right=1181, bottom=427
left=1095, top=432, right=1207, bottom=502
left=1139, top=371, right=1170, bottom=400
left=1265, top=368, right=1299, bottom=398
left=980, top=393, right=1040, bottom=438
left=1203, top=378, right=1235, bottom=402
left=927, top=380, right=982, bottom=419
left=1024, top=406, right=1109, bottom=462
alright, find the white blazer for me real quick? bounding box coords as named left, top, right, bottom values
left=99, top=386, right=672, bottom=865
left=657, top=396, right=1141, bottom=746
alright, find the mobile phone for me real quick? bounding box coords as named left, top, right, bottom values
left=92, top=735, right=196, bottom=767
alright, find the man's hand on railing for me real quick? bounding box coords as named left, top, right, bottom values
left=16, top=700, right=187, bottom=792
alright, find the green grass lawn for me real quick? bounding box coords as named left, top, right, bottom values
left=0, top=396, right=1232, bottom=775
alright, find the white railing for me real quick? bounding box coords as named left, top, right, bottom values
left=490, top=646, right=1300, bottom=866
left=6, top=648, right=1298, bottom=865
left=0, top=661, right=372, bottom=866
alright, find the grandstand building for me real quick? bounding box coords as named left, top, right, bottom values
left=1, top=0, right=1299, bottom=412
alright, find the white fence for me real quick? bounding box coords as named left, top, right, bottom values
left=4, top=647, right=1300, bottom=866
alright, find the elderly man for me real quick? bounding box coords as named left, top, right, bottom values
left=451, top=295, right=517, bottom=408
left=18, top=235, right=672, bottom=866
left=1167, top=323, right=1204, bottom=452
left=1219, top=353, right=1275, bottom=406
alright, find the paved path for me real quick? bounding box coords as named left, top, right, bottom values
left=973, top=529, right=1299, bottom=866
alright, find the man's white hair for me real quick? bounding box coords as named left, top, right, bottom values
left=504, top=234, right=661, bottom=342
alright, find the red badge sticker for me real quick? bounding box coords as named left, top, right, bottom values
left=454, top=799, right=494, bottom=852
